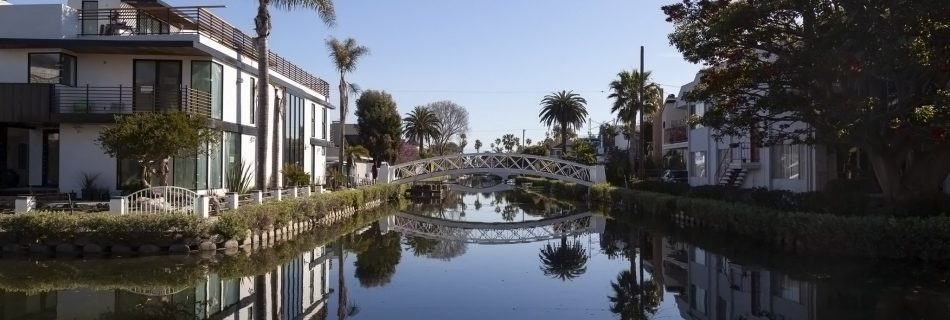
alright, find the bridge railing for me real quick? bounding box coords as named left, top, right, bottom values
left=382, top=153, right=606, bottom=186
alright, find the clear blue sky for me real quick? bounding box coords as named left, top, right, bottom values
left=20, top=0, right=701, bottom=150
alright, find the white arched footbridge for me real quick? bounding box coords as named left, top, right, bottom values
left=379, top=153, right=606, bottom=186
left=378, top=211, right=606, bottom=244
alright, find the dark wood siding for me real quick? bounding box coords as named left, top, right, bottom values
left=0, top=83, right=53, bottom=123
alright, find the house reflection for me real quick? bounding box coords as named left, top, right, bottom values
left=650, top=238, right=816, bottom=320
left=0, top=246, right=333, bottom=320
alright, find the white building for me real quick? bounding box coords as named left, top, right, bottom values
left=0, top=0, right=334, bottom=195
left=677, top=73, right=835, bottom=192
left=659, top=93, right=688, bottom=168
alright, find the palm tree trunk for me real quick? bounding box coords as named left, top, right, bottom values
left=338, top=74, right=347, bottom=187
left=561, top=122, right=568, bottom=157
left=254, top=2, right=271, bottom=191
left=418, top=137, right=424, bottom=155
left=336, top=240, right=346, bottom=319
left=627, top=122, right=635, bottom=184
left=272, top=86, right=282, bottom=189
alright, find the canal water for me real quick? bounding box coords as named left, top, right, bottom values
left=1, top=189, right=949, bottom=319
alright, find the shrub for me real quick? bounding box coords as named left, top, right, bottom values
left=212, top=212, right=248, bottom=240
left=591, top=182, right=614, bottom=203
left=282, top=165, right=311, bottom=187
left=631, top=180, right=691, bottom=196
left=0, top=212, right=208, bottom=245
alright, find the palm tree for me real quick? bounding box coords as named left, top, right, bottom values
left=608, top=70, right=662, bottom=178
left=538, top=237, right=589, bottom=281
left=539, top=91, right=588, bottom=155
left=253, top=0, right=335, bottom=190
left=608, top=270, right=660, bottom=320
left=403, top=106, right=441, bottom=154
left=474, top=139, right=483, bottom=153
left=327, top=37, right=370, bottom=183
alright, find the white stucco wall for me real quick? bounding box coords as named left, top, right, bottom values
left=0, top=4, right=71, bottom=39
left=58, top=124, right=117, bottom=194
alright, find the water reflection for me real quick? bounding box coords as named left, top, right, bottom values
left=2, top=190, right=950, bottom=319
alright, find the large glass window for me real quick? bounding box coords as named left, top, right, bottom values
left=191, top=61, right=223, bottom=119
left=210, top=136, right=223, bottom=189
left=690, top=285, right=707, bottom=314
left=690, top=151, right=706, bottom=177
left=249, top=77, right=256, bottom=124
left=172, top=154, right=197, bottom=189
left=771, top=144, right=802, bottom=179
left=772, top=274, right=803, bottom=303
left=81, top=1, right=98, bottom=35
left=224, top=132, right=241, bottom=189
left=29, top=53, right=76, bottom=86
left=283, top=91, right=305, bottom=168
left=322, top=107, right=328, bottom=140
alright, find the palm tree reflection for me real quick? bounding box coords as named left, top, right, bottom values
left=538, top=236, right=588, bottom=281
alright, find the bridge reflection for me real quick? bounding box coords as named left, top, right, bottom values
left=379, top=211, right=606, bottom=244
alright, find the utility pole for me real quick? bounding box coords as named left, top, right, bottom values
left=522, top=129, right=526, bottom=149
left=639, top=45, right=646, bottom=179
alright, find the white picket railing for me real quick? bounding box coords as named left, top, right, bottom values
left=123, top=186, right=200, bottom=214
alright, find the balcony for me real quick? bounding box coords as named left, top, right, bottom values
left=53, top=85, right=211, bottom=122
left=76, top=6, right=331, bottom=97
left=664, top=125, right=688, bottom=145
left=0, top=83, right=211, bottom=123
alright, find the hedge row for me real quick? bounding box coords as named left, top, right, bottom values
left=213, top=184, right=404, bottom=240
left=597, top=186, right=950, bottom=260
left=0, top=184, right=404, bottom=246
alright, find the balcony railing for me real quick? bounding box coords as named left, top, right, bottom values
left=664, top=125, right=688, bottom=144
left=55, top=85, right=211, bottom=117
left=77, top=6, right=331, bottom=98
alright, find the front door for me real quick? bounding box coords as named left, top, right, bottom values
left=134, top=60, right=182, bottom=112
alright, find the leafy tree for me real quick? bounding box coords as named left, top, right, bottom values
left=600, top=123, right=620, bottom=151
left=522, top=145, right=549, bottom=156
left=254, top=0, right=335, bottom=191
left=355, top=90, right=401, bottom=174
left=525, top=138, right=533, bottom=146
left=403, top=106, right=440, bottom=154
left=97, top=112, right=217, bottom=187
left=327, top=37, right=370, bottom=181
left=663, top=0, right=950, bottom=200
left=564, top=139, right=597, bottom=165
left=539, top=91, right=589, bottom=154
left=474, top=139, right=483, bottom=153
left=608, top=70, right=662, bottom=177
left=426, top=100, right=470, bottom=155
left=458, top=133, right=468, bottom=152
left=538, top=237, right=588, bottom=281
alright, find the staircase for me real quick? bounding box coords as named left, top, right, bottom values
left=718, top=168, right=747, bottom=187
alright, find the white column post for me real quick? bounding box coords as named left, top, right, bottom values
left=251, top=190, right=263, bottom=204
left=290, top=186, right=298, bottom=199
left=109, top=196, right=127, bottom=215
left=195, top=195, right=210, bottom=219
left=14, top=196, right=35, bottom=213
left=274, top=189, right=282, bottom=202
left=591, top=165, right=607, bottom=184
left=225, top=192, right=239, bottom=210
left=379, top=162, right=394, bottom=183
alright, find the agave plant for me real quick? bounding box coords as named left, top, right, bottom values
left=226, top=161, right=253, bottom=194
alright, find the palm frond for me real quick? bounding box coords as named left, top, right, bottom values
left=269, top=0, right=336, bottom=26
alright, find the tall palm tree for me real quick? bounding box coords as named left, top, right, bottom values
left=254, top=0, right=335, bottom=190
left=402, top=106, right=441, bottom=154
left=608, top=70, right=662, bottom=178
left=327, top=37, right=369, bottom=183
left=608, top=270, right=660, bottom=320
left=538, top=237, right=589, bottom=281
left=539, top=91, right=588, bottom=155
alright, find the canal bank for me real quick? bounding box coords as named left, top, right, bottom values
left=0, top=184, right=404, bottom=257
left=517, top=177, right=950, bottom=260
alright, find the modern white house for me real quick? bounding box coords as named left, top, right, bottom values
left=0, top=0, right=334, bottom=196
left=675, top=72, right=835, bottom=192
left=659, top=93, right=688, bottom=168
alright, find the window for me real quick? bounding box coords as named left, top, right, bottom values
left=771, top=144, right=802, bottom=179
left=692, top=247, right=706, bottom=265
left=690, top=285, right=707, bottom=314
left=210, top=135, right=223, bottom=189
left=773, top=274, right=803, bottom=303
left=224, top=132, right=241, bottom=189
left=29, top=53, right=76, bottom=86
left=283, top=91, right=305, bottom=168
left=322, top=107, right=328, bottom=140
left=690, top=151, right=706, bottom=177
left=249, top=78, right=257, bottom=124
left=81, top=1, right=98, bottom=35
left=311, top=103, right=317, bottom=137
left=191, top=61, right=223, bottom=119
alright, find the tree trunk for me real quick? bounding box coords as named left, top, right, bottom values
left=338, top=74, right=347, bottom=188
left=254, top=2, right=271, bottom=191
left=271, top=86, right=282, bottom=189
left=627, top=123, right=635, bottom=183
left=866, top=146, right=950, bottom=201
left=160, top=158, right=170, bottom=186
left=138, top=160, right=150, bottom=188
left=561, top=122, right=568, bottom=158
left=336, top=240, right=346, bottom=320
